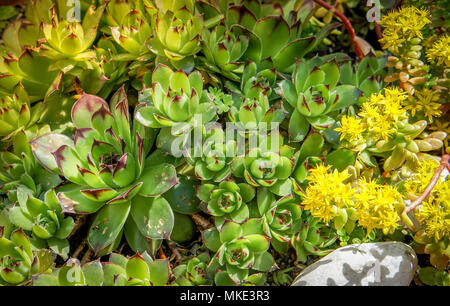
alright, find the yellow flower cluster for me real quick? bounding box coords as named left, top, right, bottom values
left=302, top=164, right=354, bottom=223
left=404, top=160, right=450, bottom=242
left=403, top=88, right=442, bottom=122
left=334, top=115, right=365, bottom=143
left=357, top=87, right=408, bottom=142
left=426, top=35, right=450, bottom=67
left=354, top=178, right=403, bottom=235
left=303, top=165, right=404, bottom=235
left=378, top=6, right=431, bottom=51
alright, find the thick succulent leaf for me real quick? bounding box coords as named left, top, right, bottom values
left=325, top=148, right=357, bottom=171
left=330, top=85, right=363, bottom=111
left=252, top=252, right=276, bottom=272
left=219, top=220, right=242, bottom=243
left=101, top=262, right=126, bottom=286
left=289, top=110, right=310, bottom=142
left=202, top=227, right=221, bottom=252
left=124, top=218, right=162, bottom=256
left=253, top=16, right=289, bottom=60
left=148, top=259, right=170, bottom=286
left=130, top=196, right=174, bottom=240
left=47, top=238, right=70, bottom=259
left=71, top=94, right=109, bottom=129
left=273, top=37, right=315, bottom=72
left=30, top=133, right=73, bottom=173
left=297, top=132, right=325, bottom=162
left=245, top=234, right=270, bottom=252
left=164, top=176, right=201, bottom=214
left=57, top=185, right=105, bottom=214
left=82, top=260, right=104, bottom=286
left=87, top=201, right=131, bottom=253
left=214, top=270, right=237, bottom=286
left=138, top=163, right=178, bottom=197
left=306, top=115, right=335, bottom=130
left=8, top=207, right=33, bottom=231
left=126, top=254, right=150, bottom=281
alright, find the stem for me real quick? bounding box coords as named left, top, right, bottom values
left=167, top=241, right=183, bottom=262
left=312, top=0, right=364, bottom=60
left=72, top=238, right=86, bottom=259
left=67, top=215, right=87, bottom=240
left=404, top=154, right=450, bottom=215
left=81, top=249, right=92, bottom=265
left=191, top=214, right=214, bottom=230
left=374, top=21, right=383, bottom=45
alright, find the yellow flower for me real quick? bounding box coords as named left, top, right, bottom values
left=302, top=165, right=354, bottom=223
left=378, top=6, right=431, bottom=51
left=403, top=88, right=442, bottom=122
left=426, top=35, right=450, bottom=67
left=334, top=116, right=365, bottom=142
left=358, top=88, right=407, bottom=142
left=354, top=178, right=403, bottom=235
left=404, top=159, right=450, bottom=242
left=415, top=199, right=450, bottom=242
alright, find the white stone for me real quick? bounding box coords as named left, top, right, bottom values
left=291, top=242, right=418, bottom=286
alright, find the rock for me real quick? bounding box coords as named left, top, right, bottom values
left=291, top=242, right=418, bottom=286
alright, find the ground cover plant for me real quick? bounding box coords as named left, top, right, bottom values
left=0, top=0, right=448, bottom=286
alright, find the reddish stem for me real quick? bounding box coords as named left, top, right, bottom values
left=404, top=154, right=450, bottom=214
left=313, top=0, right=364, bottom=60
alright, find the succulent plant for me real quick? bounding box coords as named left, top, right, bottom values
left=228, top=92, right=286, bottom=136
left=0, top=129, right=61, bottom=200
left=368, top=120, right=445, bottom=172
left=217, top=2, right=340, bottom=73
left=8, top=189, right=74, bottom=259
left=109, top=5, right=154, bottom=61
left=173, top=252, right=212, bottom=286
left=186, top=125, right=236, bottom=182
left=414, top=230, right=449, bottom=271
left=203, top=220, right=276, bottom=285
left=279, top=58, right=362, bottom=142
left=32, top=252, right=169, bottom=286
left=291, top=213, right=338, bottom=262
left=196, top=180, right=255, bottom=227
left=0, top=48, right=59, bottom=102
left=0, top=228, right=49, bottom=285
left=29, top=89, right=178, bottom=253
left=200, top=22, right=250, bottom=81
left=136, top=64, right=216, bottom=131
left=255, top=190, right=302, bottom=243
left=339, top=55, right=387, bottom=104
left=148, top=0, right=204, bottom=65
left=41, top=3, right=105, bottom=64
left=231, top=133, right=294, bottom=194
left=0, top=84, right=45, bottom=139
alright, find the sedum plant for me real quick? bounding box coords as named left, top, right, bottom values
left=29, top=88, right=178, bottom=254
